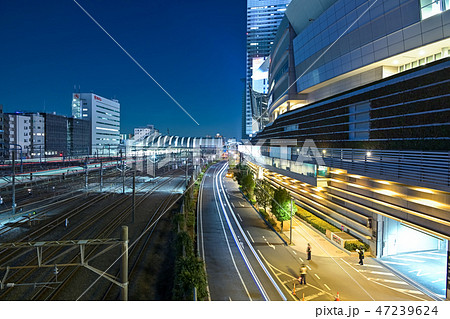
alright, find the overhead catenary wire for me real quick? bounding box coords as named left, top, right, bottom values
left=72, top=0, right=200, bottom=126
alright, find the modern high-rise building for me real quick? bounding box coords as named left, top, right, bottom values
left=72, top=93, right=121, bottom=155
left=243, top=0, right=292, bottom=139
left=241, top=0, right=450, bottom=299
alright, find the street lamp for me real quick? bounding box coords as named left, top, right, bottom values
left=290, top=198, right=293, bottom=245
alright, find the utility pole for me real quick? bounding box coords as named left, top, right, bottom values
left=290, top=198, right=293, bottom=245
left=185, top=151, right=188, bottom=187
left=100, top=160, right=103, bottom=192
left=12, top=150, right=16, bottom=215
left=85, top=157, right=89, bottom=190
left=121, top=150, right=125, bottom=194
left=132, top=170, right=135, bottom=223
left=121, top=226, right=128, bottom=301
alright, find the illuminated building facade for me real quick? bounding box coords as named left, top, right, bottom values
left=72, top=93, right=120, bottom=155
left=243, top=0, right=292, bottom=138
left=241, top=0, right=450, bottom=299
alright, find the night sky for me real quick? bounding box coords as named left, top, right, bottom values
left=0, top=0, right=246, bottom=139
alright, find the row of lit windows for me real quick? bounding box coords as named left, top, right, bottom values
left=398, top=52, right=443, bottom=72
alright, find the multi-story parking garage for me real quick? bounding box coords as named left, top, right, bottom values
left=240, top=0, right=450, bottom=299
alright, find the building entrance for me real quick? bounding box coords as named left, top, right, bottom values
left=379, top=216, right=448, bottom=299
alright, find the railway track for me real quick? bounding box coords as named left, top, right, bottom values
left=0, top=170, right=182, bottom=300
left=101, top=178, right=185, bottom=300
left=0, top=168, right=136, bottom=237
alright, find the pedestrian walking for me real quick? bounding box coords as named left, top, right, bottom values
left=307, top=243, right=311, bottom=260
left=356, top=246, right=364, bottom=265
left=299, top=264, right=307, bottom=285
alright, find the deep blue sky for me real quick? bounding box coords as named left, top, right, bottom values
left=0, top=0, right=246, bottom=139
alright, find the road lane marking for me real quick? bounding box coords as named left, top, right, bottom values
left=369, top=278, right=409, bottom=285
left=381, top=260, right=408, bottom=266
left=359, top=270, right=395, bottom=276
left=212, top=169, right=252, bottom=300
left=314, top=274, right=320, bottom=280
left=292, top=251, right=297, bottom=255
left=423, top=252, right=446, bottom=256
left=299, top=257, right=304, bottom=262
left=340, top=258, right=427, bottom=301
left=304, top=291, right=327, bottom=301
left=306, top=265, right=311, bottom=270
left=408, top=254, right=440, bottom=260
left=231, top=202, right=235, bottom=208
left=352, top=263, right=382, bottom=268
left=257, top=252, right=334, bottom=300
left=215, top=163, right=272, bottom=301
left=391, top=256, right=425, bottom=263
left=431, top=278, right=445, bottom=283
left=246, top=230, right=255, bottom=243
left=408, top=269, right=430, bottom=277
left=395, top=288, right=426, bottom=295
left=236, top=213, right=243, bottom=222
left=324, top=284, right=331, bottom=290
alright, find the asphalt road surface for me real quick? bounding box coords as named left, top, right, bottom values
left=199, top=161, right=435, bottom=301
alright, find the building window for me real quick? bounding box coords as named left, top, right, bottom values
left=420, top=0, right=449, bottom=20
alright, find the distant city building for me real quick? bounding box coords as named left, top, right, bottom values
left=28, top=113, right=44, bottom=159
left=72, top=93, right=120, bottom=155
left=0, top=105, right=5, bottom=161
left=43, top=113, right=68, bottom=157
left=243, top=0, right=292, bottom=138
left=68, top=117, right=91, bottom=156
left=6, top=113, right=32, bottom=159
left=134, top=124, right=157, bottom=139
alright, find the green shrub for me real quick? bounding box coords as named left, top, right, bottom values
left=344, top=241, right=370, bottom=251
left=295, top=205, right=340, bottom=234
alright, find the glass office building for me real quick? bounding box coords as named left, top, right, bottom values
left=243, top=0, right=292, bottom=138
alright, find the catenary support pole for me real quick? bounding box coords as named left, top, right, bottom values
left=100, top=160, right=103, bottom=192
left=121, top=226, right=128, bottom=301
left=12, top=151, right=16, bottom=215
left=132, top=170, right=135, bottom=223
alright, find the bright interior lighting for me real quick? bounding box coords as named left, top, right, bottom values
left=376, top=180, right=391, bottom=185
left=411, top=187, right=435, bottom=194
left=410, top=198, right=446, bottom=209
left=374, top=189, right=399, bottom=197
left=366, top=151, right=372, bottom=156
left=348, top=174, right=362, bottom=179
left=348, top=183, right=366, bottom=189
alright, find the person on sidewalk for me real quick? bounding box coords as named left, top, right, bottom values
left=299, top=264, right=307, bottom=285
left=356, top=246, right=364, bottom=265
left=307, top=243, right=311, bottom=260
